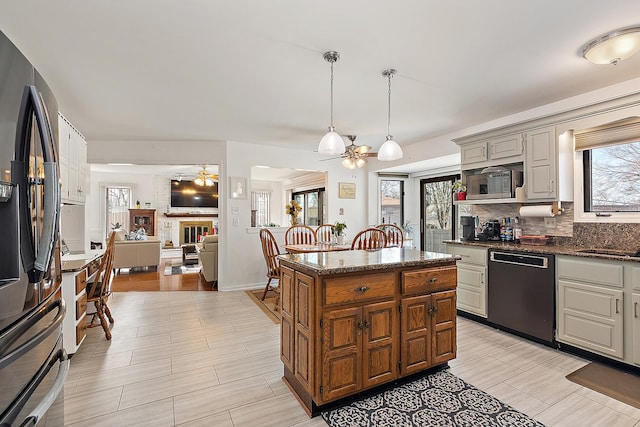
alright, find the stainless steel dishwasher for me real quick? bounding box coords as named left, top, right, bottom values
left=487, top=249, right=555, bottom=344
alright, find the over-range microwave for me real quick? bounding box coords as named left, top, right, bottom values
left=466, top=170, right=523, bottom=200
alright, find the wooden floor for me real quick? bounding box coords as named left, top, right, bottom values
left=110, top=258, right=217, bottom=292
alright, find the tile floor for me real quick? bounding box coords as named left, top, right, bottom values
left=64, top=291, right=640, bottom=426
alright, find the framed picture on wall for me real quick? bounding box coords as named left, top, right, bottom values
left=338, top=182, right=356, bottom=199
left=229, top=176, right=247, bottom=199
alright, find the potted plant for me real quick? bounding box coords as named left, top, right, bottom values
left=332, top=221, right=347, bottom=245
left=452, top=180, right=467, bottom=200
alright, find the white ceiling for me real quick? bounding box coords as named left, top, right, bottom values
left=2, top=2, right=640, bottom=162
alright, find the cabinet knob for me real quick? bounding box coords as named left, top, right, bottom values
left=354, top=286, right=369, bottom=294
left=428, top=277, right=438, bottom=283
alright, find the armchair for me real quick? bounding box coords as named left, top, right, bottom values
left=199, top=235, right=218, bottom=284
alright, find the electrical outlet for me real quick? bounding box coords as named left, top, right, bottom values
left=233, top=218, right=239, bottom=226
left=544, top=217, right=556, bottom=228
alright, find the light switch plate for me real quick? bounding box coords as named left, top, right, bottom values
left=232, top=206, right=239, bottom=215
left=233, top=218, right=239, bottom=226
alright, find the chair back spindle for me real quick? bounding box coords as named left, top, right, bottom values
left=350, top=228, right=387, bottom=250
left=285, top=225, right=316, bottom=245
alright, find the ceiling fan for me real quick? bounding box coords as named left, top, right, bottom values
left=321, top=135, right=377, bottom=169
left=193, top=166, right=219, bottom=186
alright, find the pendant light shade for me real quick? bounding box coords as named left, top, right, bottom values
left=378, top=135, right=403, bottom=161
left=379, top=69, right=403, bottom=161
left=318, top=51, right=345, bottom=155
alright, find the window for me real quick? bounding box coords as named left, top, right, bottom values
left=106, top=186, right=131, bottom=234
left=575, top=117, right=640, bottom=220
left=292, top=188, right=325, bottom=226
left=380, top=180, right=403, bottom=225
left=251, top=191, right=271, bottom=226
left=583, top=142, right=640, bottom=212
left=420, top=175, right=459, bottom=252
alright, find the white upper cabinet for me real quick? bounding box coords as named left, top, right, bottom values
left=58, top=113, right=87, bottom=204
left=525, top=126, right=557, bottom=200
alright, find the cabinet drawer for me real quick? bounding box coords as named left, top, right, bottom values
left=76, top=315, right=87, bottom=346
left=87, top=258, right=100, bottom=277
left=402, top=267, right=457, bottom=296
left=323, top=273, right=395, bottom=306
left=75, top=269, right=87, bottom=294
left=446, top=245, right=487, bottom=266
left=557, top=257, right=623, bottom=288
left=76, top=293, right=87, bottom=320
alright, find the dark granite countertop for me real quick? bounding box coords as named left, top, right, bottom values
left=278, top=248, right=457, bottom=275
left=444, top=240, right=640, bottom=263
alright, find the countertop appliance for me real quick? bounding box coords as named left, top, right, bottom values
left=0, top=30, right=68, bottom=426
left=487, top=249, right=555, bottom=344
left=466, top=169, right=523, bottom=200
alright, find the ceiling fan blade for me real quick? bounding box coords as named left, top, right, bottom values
left=320, top=156, right=343, bottom=161
left=363, top=152, right=377, bottom=157
left=354, top=145, right=372, bottom=155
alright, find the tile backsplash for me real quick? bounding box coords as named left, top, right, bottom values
left=468, top=202, right=640, bottom=250
left=471, top=203, right=574, bottom=237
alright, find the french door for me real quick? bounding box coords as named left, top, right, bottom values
left=419, top=175, right=459, bottom=252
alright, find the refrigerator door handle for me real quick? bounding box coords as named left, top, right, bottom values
left=19, top=350, right=69, bottom=427
left=0, top=297, right=65, bottom=369
left=12, top=85, right=60, bottom=283
left=0, top=348, right=68, bottom=427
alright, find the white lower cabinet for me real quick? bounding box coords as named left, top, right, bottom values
left=446, top=245, right=487, bottom=317
left=633, top=293, right=640, bottom=366
left=557, top=279, right=624, bottom=359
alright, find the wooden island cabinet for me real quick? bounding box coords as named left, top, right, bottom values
left=278, top=248, right=458, bottom=415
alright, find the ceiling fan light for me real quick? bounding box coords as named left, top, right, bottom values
left=355, top=158, right=366, bottom=168
left=583, top=27, right=640, bottom=64
left=342, top=157, right=356, bottom=169
left=378, top=136, right=403, bottom=161
left=319, top=127, right=346, bottom=155
left=194, top=177, right=204, bottom=186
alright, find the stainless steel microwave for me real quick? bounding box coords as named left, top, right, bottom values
left=466, top=170, right=523, bottom=199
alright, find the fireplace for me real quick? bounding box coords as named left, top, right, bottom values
left=179, top=221, right=213, bottom=245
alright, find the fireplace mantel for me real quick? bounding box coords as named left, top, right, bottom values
left=164, top=213, right=218, bottom=217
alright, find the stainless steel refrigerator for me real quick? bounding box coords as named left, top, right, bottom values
left=0, top=30, right=67, bottom=426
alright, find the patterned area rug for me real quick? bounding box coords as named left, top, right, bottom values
left=322, top=369, right=544, bottom=427
left=163, top=260, right=201, bottom=276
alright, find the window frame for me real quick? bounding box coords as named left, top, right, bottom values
left=291, top=187, right=325, bottom=226
left=379, top=179, right=404, bottom=226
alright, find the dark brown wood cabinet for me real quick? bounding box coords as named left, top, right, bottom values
left=129, top=209, right=156, bottom=236
left=279, top=253, right=457, bottom=415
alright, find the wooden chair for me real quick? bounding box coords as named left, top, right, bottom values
left=285, top=224, right=316, bottom=245
left=259, top=228, right=281, bottom=310
left=315, top=224, right=334, bottom=243
left=86, top=231, right=116, bottom=340
left=351, top=228, right=387, bottom=250
left=378, top=223, right=404, bottom=247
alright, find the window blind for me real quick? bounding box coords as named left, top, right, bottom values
left=251, top=191, right=270, bottom=227
left=574, top=116, right=640, bottom=151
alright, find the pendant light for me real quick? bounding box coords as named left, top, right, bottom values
left=318, top=51, right=346, bottom=155
left=378, top=69, right=403, bottom=161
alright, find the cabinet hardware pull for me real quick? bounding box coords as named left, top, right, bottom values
left=363, top=321, right=370, bottom=329
left=615, top=298, right=620, bottom=314
left=635, top=302, right=638, bottom=318
left=354, top=286, right=369, bottom=294
left=357, top=321, right=364, bottom=329
left=480, top=272, right=485, bottom=284
left=428, top=277, right=438, bottom=283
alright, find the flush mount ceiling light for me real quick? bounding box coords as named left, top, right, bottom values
left=582, top=26, right=640, bottom=65
left=378, top=69, right=403, bottom=161
left=317, top=51, right=346, bottom=156
left=193, top=166, right=218, bottom=186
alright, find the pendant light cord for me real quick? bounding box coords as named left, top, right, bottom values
left=387, top=73, right=392, bottom=136
left=330, top=61, right=334, bottom=128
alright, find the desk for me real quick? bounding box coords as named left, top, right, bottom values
left=284, top=243, right=351, bottom=254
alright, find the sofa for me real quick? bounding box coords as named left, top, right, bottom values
left=198, top=235, right=218, bottom=283
left=113, top=231, right=162, bottom=272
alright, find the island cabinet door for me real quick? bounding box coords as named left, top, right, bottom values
left=431, top=290, right=457, bottom=365
left=362, top=300, right=398, bottom=389
left=321, top=307, right=362, bottom=403
left=294, top=270, right=314, bottom=391
left=279, top=265, right=295, bottom=373
left=401, top=295, right=432, bottom=375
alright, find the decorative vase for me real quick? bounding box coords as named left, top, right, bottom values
left=290, top=215, right=298, bottom=226
left=336, top=235, right=345, bottom=245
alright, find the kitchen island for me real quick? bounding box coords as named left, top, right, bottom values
left=278, top=248, right=458, bottom=415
